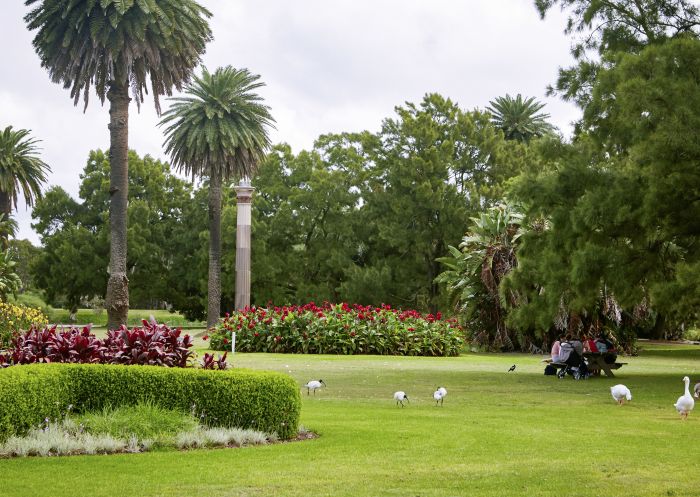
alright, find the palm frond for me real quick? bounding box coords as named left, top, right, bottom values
left=159, top=66, right=276, bottom=181
left=0, top=126, right=51, bottom=210
left=25, top=0, right=212, bottom=112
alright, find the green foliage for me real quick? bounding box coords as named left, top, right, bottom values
left=7, top=239, right=41, bottom=292
left=24, top=0, right=212, bottom=112
left=506, top=38, right=700, bottom=341
left=534, top=0, right=700, bottom=106
left=7, top=290, right=50, bottom=315
left=208, top=303, right=464, bottom=356
left=31, top=150, right=194, bottom=311
left=75, top=402, right=199, bottom=443
left=0, top=250, right=22, bottom=301
left=160, top=66, right=275, bottom=180
left=486, top=94, right=555, bottom=142
left=0, top=126, right=50, bottom=213
left=0, top=363, right=301, bottom=441
left=0, top=302, right=48, bottom=348
left=0, top=214, right=18, bottom=248
left=436, top=204, right=525, bottom=350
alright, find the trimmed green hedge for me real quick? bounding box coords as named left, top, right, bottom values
left=0, top=364, right=301, bottom=441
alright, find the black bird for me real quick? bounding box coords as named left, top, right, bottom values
left=508, top=364, right=516, bottom=372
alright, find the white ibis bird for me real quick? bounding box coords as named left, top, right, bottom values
left=610, top=384, right=632, bottom=405
left=433, top=387, right=446, bottom=406
left=508, top=365, right=516, bottom=372
left=674, top=376, right=695, bottom=420
left=394, top=391, right=409, bottom=407
left=304, top=379, right=326, bottom=395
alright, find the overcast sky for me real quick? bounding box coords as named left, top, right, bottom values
left=2, top=0, right=579, bottom=245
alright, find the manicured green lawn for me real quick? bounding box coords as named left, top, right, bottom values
left=47, top=308, right=204, bottom=328
left=1, top=344, right=698, bottom=497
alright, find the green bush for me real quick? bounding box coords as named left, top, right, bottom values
left=0, top=364, right=301, bottom=441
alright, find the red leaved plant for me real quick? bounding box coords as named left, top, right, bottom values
left=3, top=321, right=195, bottom=368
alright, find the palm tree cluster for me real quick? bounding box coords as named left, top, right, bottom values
left=18, top=1, right=274, bottom=329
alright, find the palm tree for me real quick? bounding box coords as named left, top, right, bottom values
left=0, top=126, right=50, bottom=223
left=25, top=0, right=212, bottom=329
left=486, top=94, right=555, bottom=142
left=436, top=204, right=524, bottom=351
left=159, top=67, right=275, bottom=328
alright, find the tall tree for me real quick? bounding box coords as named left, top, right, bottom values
left=24, top=0, right=212, bottom=329
left=507, top=38, right=700, bottom=338
left=32, top=150, right=194, bottom=314
left=486, top=94, right=555, bottom=142
left=534, top=0, right=700, bottom=106
left=0, top=126, right=49, bottom=234
left=159, top=67, right=275, bottom=328
left=357, top=94, right=526, bottom=312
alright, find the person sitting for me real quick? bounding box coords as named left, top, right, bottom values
left=569, top=335, right=584, bottom=357
left=582, top=334, right=598, bottom=353
left=550, top=336, right=562, bottom=363
left=582, top=333, right=600, bottom=375
left=596, top=334, right=618, bottom=364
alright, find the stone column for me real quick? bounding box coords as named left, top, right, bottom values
left=234, top=179, right=255, bottom=310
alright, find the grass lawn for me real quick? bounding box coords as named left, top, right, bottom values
left=46, top=308, right=204, bottom=328
left=0, top=344, right=698, bottom=497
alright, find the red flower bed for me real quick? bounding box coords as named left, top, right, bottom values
left=209, top=302, right=464, bottom=356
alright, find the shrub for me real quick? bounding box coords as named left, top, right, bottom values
left=200, top=352, right=228, bottom=370
left=75, top=402, right=200, bottom=444
left=208, top=302, right=464, bottom=356
left=0, top=302, right=48, bottom=349
left=2, top=321, right=194, bottom=367
left=0, top=363, right=301, bottom=441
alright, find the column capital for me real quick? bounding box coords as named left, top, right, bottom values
left=234, top=179, right=255, bottom=203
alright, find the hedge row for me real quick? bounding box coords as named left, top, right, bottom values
left=0, top=364, right=301, bottom=441
left=209, top=302, right=464, bottom=356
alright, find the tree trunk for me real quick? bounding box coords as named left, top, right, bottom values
left=105, top=81, right=130, bottom=330
left=651, top=313, right=666, bottom=340
left=207, top=172, right=222, bottom=329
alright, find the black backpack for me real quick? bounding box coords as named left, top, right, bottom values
left=544, top=364, right=557, bottom=375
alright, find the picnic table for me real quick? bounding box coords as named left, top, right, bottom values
left=582, top=352, right=627, bottom=378
left=544, top=353, right=627, bottom=378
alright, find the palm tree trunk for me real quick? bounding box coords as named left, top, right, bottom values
left=105, top=81, right=130, bottom=330
left=207, top=172, right=222, bottom=329
left=0, top=190, right=11, bottom=219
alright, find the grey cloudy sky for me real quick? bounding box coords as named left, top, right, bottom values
left=1, top=0, right=579, bottom=245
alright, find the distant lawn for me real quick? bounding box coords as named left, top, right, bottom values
left=0, top=344, right=698, bottom=497
left=45, top=308, right=204, bottom=328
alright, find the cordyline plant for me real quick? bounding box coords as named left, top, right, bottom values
left=208, top=302, right=464, bottom=356
left=1, top=321, right=197, bottom=368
